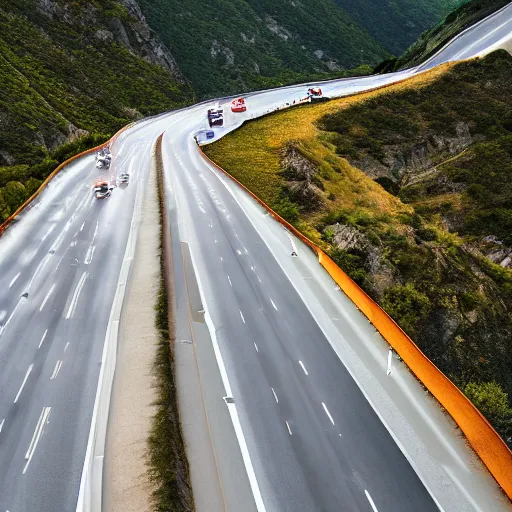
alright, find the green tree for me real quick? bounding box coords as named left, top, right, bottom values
left=2, top=181, right=27, bottom=213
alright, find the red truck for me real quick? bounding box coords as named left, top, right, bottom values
left=231, top=97, right=247, bottom=113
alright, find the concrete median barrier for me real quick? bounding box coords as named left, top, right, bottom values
left=198, top=146, right=512, bottom=501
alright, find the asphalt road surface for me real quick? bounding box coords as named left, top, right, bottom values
left=0, top=4, right=511, bottom=510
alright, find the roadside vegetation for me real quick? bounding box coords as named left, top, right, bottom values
left=204, top=51, right=512, bottom=447
left=147, top=138, right=194, bottom=511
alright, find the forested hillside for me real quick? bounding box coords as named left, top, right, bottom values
left=335, top=0, right=461, bottom=55
left=0, top=0, right=191, bottom=221
left=136, top=0, right=459, bottom=98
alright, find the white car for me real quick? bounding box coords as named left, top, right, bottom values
left=118, top=173, right=130, bottom=185
left=96, top=149, right=112, bottom=169
left=93, top=180, right=114, bottom=199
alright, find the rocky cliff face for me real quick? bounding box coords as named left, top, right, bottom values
left=36, top=0, right=181, bottom=76
left=353, top=121, right=474, bottom=185
left=280, top=144, right=325, bottom=211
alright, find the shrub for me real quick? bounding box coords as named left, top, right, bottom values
left=328, top=247, right=368, bottom=289
left=382, top=284, right=432, bottom=336
left=464, top=381, right=512, bottom=442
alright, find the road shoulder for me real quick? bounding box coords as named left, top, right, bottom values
left=102, top=159, right=160, bottom=511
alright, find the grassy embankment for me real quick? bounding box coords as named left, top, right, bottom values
left=204, top=51, right=512, bottom=447
left=0, top=0, right=192, bottom=223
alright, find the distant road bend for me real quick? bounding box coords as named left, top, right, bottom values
left=0, top=4, right=511, bottom=511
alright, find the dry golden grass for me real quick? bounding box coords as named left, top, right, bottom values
left=204, top=63, right=455, bottom=239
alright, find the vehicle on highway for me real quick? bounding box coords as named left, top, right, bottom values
left=118, top=172, right=130, bottom=185
left=194, top=129, right=215, bottom=143
left=93, top=180, right=114, bottom=199
left=307, top=87, right=323, bottom=100
left=96, top=147, right=112, bottom=169
left=231, top=97, right=247, bottom=113
left=208, top=106, right=224, bottom=127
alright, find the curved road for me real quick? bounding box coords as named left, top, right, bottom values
left=0, top=5, right=511, bottom=511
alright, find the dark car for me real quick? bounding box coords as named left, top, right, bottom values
left=208, top=108, right=224, bottom=127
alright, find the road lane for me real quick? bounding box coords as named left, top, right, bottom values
left=163, top=129, right=440, bottom=511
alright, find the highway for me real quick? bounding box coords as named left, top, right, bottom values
left=0, top=4, right=511, bottom=510
left=163, top=119, right=438, bottom=511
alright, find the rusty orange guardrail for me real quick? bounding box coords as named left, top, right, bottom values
left=198, top=146, right=512, bottom=500
left=0, top=122, right=134, bottom=237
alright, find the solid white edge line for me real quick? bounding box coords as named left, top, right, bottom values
left=23, top=406, right=51, bottom=474
left=417, top=2, right=512, bottom=71
left=298, top=360, right=309, bottom=376
left=9, top=272, right=21, bottom=288
left=204, top=308, right=267, bottom=512
left=39, top=284, right=56, bottom=312
left=14, top=364, right=33, bottom=404
left=364, top=490, right=379, bottom=512
left=182, top=227, right=267, bottom=511
left=322, top=402, right=335, bottom=426
left=0, top=418, right=4, bottom=432
left=65, top=272, right=88, bottom=319
left=41, top=224, right=56, bottom=242
left=50, top=360, right=63, bottom=380
left=0, top=298, right=24, bottom=337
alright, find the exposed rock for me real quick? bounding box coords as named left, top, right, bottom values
left=95, top=29, right=114, bottom=43
left=210, top=40, right=235, bottom=67
left=469, top=236, right=512, bottom=268
left=118, top=0, right=180, bottom=72
left=0, top=151, right=15, bottom=166
left=253, top=62, right=261, bottom=74
left=422, top=308, right=462, bottom=348
left=280, top=144, right=323, bottom=210
left=325, top=60, right=341, bottom=71
left=314, top=50, right=324, bottom=59
left=265, top=16, right=292, bottom=41
left=66, top=124, right=89, bottom=143
left=241, top=32, right=255, bottom=44
left=353, top=121, right=474, bottom=185
left=108, top=17, right=133, bottom=49
left=37, top=0, right=58, bottom=18
left=326, top=222, right=397, bottom=295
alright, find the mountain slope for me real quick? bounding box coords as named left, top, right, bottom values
left=135, top=0, right=387, bottom=98
left=334, top=0, right=462, bottom=55
left=0, top=0, right=192, bottom=221
left=396, top=0, right=511, bottom=69
left=204, top=52, right=512, bottom=446
left=137, top=0, right=461, bottom=98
